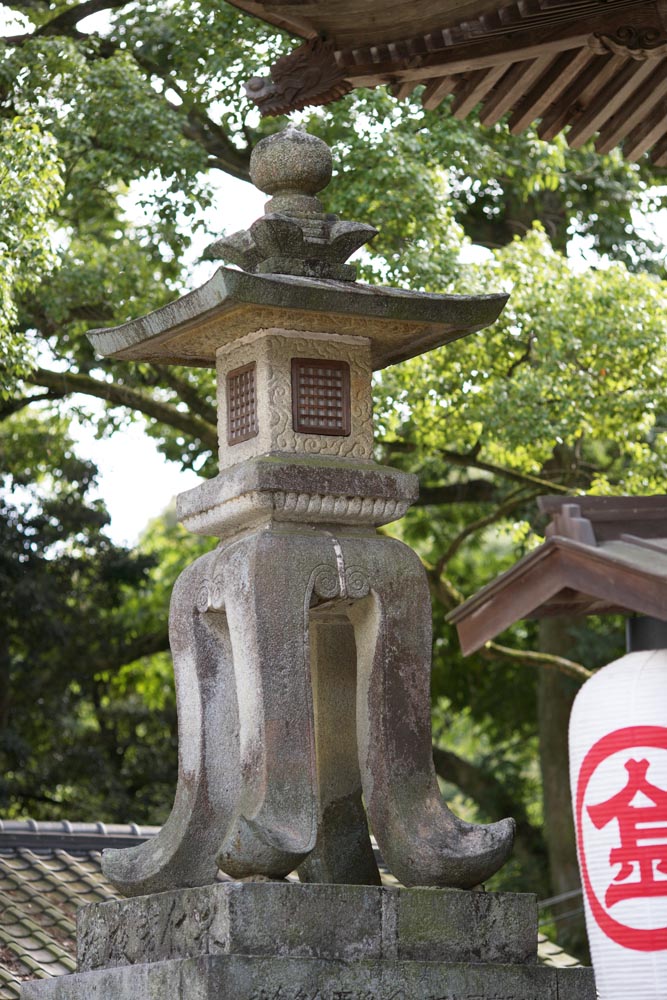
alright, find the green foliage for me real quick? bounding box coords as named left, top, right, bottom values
left=380, top=227, right=667, bottom=488
left=0, top=115, right=63, bottom=393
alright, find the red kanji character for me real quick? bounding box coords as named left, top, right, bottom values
left=588, top=758, right=667, bottom=907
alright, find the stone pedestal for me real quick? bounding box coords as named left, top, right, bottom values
left=21, top=883, right=595, bottom=999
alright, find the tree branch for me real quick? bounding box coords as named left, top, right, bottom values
left=0, top=389, right=65, bottom=421
left=480, top=641, right=592, bottom=684
left=24, top=368, right=218, bottom=451
left=4, top=11, right=255, bottom=182
left=415, top=480, right=498, bottom=506
left=136, top=57, right=253, bottom=181
left=439, top=449, right=572, bottom=494
left=98, top=629, right=170, bottom=673
left=383, top=440, right=572, bottom=494
left=36, top=0, right=129, bottom=35
left=147, top=366, right=218, bottom=427
left=435, top=487, right=536, bottom=575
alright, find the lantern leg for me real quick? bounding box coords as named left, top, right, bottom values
left=345, top=535, right=516, bottom=889
left=101, top=551, right=241, bottom=896
left=217, top=531, right=330, bottom=879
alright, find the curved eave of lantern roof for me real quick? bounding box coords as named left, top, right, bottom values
left=447, top=528, right=667, bottom=657
left=87, top=265, right=507, bottom=370
left=224, top=0, right=505, bottom=50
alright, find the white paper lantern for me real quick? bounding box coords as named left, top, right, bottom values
left=569, top=649, right=667, bottom=999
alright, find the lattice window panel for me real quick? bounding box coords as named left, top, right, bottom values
left=226, top=362, right=258, bottom=445
left=291, top=358, right=351, bottom=436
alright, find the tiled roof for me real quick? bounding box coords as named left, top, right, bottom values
left=0, top=819, right=581, bottom=997
left=0, top=821, right=157, bottom=999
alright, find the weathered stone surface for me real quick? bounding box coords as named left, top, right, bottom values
left=555, top=967, right=597, bottom=999
left=86, top=265, right=507, bottom=370
left=250, top=126, right=332, bottom=206
left=22, top=952, right=595, bottom=1000
left=84, top=125, right=515, bottom=906
left=176, top=454, right=418, bottom=537
left=215, top=329, right=373, bottom=469
left=100, top=524, right=513, bottom=897
left=204, top=125, right=378, bottom=281
left=77, top=883, right=537, bottom=973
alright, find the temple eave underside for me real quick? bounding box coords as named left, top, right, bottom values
left=232, top=0, right=667, bottom=163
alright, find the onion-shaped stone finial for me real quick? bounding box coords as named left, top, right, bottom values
left=203, top=124, right=377, bottom=281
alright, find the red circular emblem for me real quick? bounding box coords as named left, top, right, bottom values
left=576, top=725, right=667, bottom=951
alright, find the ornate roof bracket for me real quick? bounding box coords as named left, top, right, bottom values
left=588, top=25, right=667, bottom=59
left=244, top=36, right=352, bottom=118
left=235, top=0, right=667, bottom=162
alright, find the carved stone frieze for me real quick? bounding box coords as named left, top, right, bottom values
left=180, top=488, right=412, bottom=539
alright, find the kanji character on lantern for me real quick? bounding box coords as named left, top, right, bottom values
left=588, top=757, right=667, bottom=908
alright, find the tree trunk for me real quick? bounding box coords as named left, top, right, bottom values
left=538, top=616, right=588, bottom=958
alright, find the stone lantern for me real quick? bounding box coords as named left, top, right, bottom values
left=21, top=127, right=597, bottom=1000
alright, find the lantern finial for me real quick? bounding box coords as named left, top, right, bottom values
left=203, top=124, right=377, bottom=281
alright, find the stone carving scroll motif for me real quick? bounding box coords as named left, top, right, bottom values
left=268, top=336, right=372, bottom=460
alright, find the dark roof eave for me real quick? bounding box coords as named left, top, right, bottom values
left=447, top=535, right=667, bottom=655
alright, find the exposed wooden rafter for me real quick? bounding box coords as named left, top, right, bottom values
left=233, top=0, right=667, bottom=161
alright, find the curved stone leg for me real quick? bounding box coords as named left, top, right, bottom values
left=102, top=549, right=242, bottom=896
left=344, top=535, right=515, bottom=889
left=217, top=530, right=336, bottom=879
left=298, top=614, right=380, bottom=886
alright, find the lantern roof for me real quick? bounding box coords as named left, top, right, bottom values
left=87, top=265, right=506, bottom=369
left=88, top=125, right=507, bottom=368
left=231, top=0, right=667, bottom=164
left=447, top=495, right=667, bottom=656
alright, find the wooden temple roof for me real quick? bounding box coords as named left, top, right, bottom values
left=231, top=0, right=667, bottom=163
left=447, top=496, right=667, bottom=655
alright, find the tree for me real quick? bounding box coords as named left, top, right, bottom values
left=0, top=114, right=63, bottom=393
left=3, top=0, right=667, bottom=954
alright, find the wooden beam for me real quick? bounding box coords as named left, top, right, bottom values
left=651, top=131, right=667, bottom=166
left=595, top=59, right=667, bottom=154
left=508, top=47, right=591, bottom=134
left=478, top=55, right=553, bottom=126
left=421, top=75, right=458, bottom=110
left=451, top=64, right=507, bottom=118
left=566, top=58, right=656, bottom=148
left=624, top=96, right=667, bottom=160
left=390, top=80, right=419, bottom=100
left=344, top=31, right=590, bottom=87
left=538, top=53, right=623, bottom=141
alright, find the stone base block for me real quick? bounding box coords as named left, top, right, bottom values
left=76, top=882, right=537, bottom=972
left=20, top=884, right=597, bottom=1000
left=22, top=953, right=595, bottom=1000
